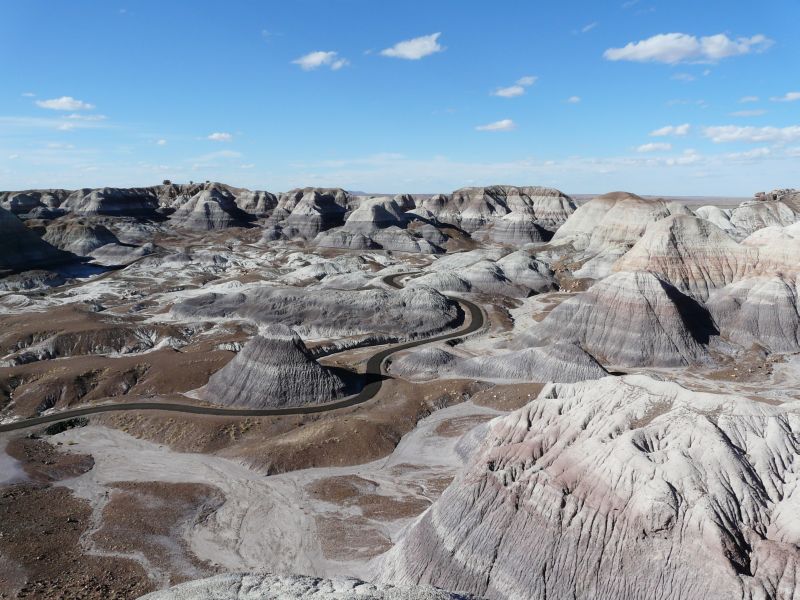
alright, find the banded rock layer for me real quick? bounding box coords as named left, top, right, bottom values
left=529, top=271, right=714, bottom=367
left=138, top=573, right=476, bottom=600
left=382, top=375, right=800, bottom=600
left=205, top=324, right=348, bottom=408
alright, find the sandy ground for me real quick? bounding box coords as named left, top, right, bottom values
left=45, top=400, right=500, bottom=585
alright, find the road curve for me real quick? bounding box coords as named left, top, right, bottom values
left=0, top=271, right=485, bottom=433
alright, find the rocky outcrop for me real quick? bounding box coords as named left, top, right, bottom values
left=391, top=342, right=607, bottom=384
left=205, top=324, right=348, bottom=408
left=264, top=188, right=352, bottom=241
left=235, top=190, right=278, bottom=217
left=729, top=199, right=799, bottom=238
left=529, top=271, right=714, bottom=367
left=60, top=187, right=159, bottom=217
left=422, top=186, right=574, bottom=233
left=41, top=219, right=120, bottom=256
left=0, top=189, right=69, bottom=216
left=169, top=187, right=251, bottom=230
left=138, top=573, right=475, bottom=600
left=707, top=275, right=800, bottom=352
left=172, top=285, right=460, bottom=340
left=0, top=207, right=74, bottom=275
left=613, top=214, right=752, bottom=301
left=382, top=375, right=800, bottom=600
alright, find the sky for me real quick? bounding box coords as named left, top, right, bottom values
left=1, top=0, right=798, bottom=195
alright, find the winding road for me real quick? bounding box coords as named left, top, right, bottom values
left=0, top=271, right=485, bottom=433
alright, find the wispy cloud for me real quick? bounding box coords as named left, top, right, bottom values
left=730, top=109, right=766, bottom=117
left=671, top=72, right=696, bottom=82
left=35, top=96, right=95, bottom=111
left=380, top=33, right=444, bottom=60
left=156, top=139, right=167, bottom=146
left=637, top=142, right=672, bottom=152
left=207, top=132, right=233, bottom=142
left=567, top=96, right=581, bottom=104
left=604, top=32, right=772, bottom=64
left=581, top=22, right=598, bottom=33
left=292, top=51, right=349, bottom=71
left=21, top=92, right=36, bottom=98
left=771, top=91, right=800, bottom=102
left=492, top=76, right=537, bottom=98
left=650, top=123, right=690, bottom=136
left=703, top=125, right=800, bottom=143
left=739, top=96, right=759, bottom=103
left=475, top=119, right=516, bottom=132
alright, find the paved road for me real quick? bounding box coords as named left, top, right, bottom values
left=0, top=271, right=484, bottom=433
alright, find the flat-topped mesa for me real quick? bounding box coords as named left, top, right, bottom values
left=613, top=214, right=752, bottom=301
left=60, top=187, right=160, bottom=217
left=0, top=206, right=75, bottom=275
left=169, top=187, right=251, bottom=230
left=204, top=324, right=348, bottom=409
left=380, top=374, right=800, bottom=600
left=138, top=573, right=476, bottom=600
left=421, top=185, right=576, bottom=239
left=528, top=270, right=715, bottom=367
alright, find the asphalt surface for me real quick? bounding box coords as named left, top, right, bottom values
left=0, top=270, right=485, bottom=433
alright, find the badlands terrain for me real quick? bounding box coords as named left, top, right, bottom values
left=1, top=183, right=800, bottom=599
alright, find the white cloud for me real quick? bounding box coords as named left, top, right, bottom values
left=730, top=109, right=766, bottom=117
left=380, top=33, right=444, bottom=60
left=581, top=22, right=598, bottom=33
left=771, top=92, right=800, bottom=102
left=567, top=96, right=581, bottom=103
left=21, top=92, right=35, bottom=97
left=240, top=163, right=255, bottom=169
left=493, top=85, right=525, bottom=98
left=703, top=125, right=800, bottom=143
left=207, top=132, right=233, bottom=142
left=726, top=147, right=771, bottom=160
left=475, top=119, right=516, bottom=132
left=66, top=113, right=107, bottom=121
left=36, top=96, right=95, bottom=111
left=8, top=154, right=19, bottom=159
left=292, top=51, right=349, bottom=71
left=650, top=123, right=690, bottom=136
left=604, top=32, right=772, bottom=64
left=637, top=142, right=672, bottom=152
left=671, top=72, right=696, bottom=82
left=740, top=95, right=759, bottom=103
left=156, top=139, right=167, bottom=146
left=492, top=75, right=536, bottom=98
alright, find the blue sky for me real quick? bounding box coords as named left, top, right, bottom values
left=1, top=0, right=798, bottom=195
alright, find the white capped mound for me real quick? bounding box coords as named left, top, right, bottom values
left=614, top=214, right=752, bottom=301
left=381, top=375, right=800, bottom=600
left=707, top=275, right=800, bottom=352
left=205, top=324, right=348, bottom=408
left=138, top=573, right=475, bottom=600
left=530, top=271, right=713, bottom=367
left=171, top=285, right=460, bottom=340
left=695, top=205, right=737, bottom=234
